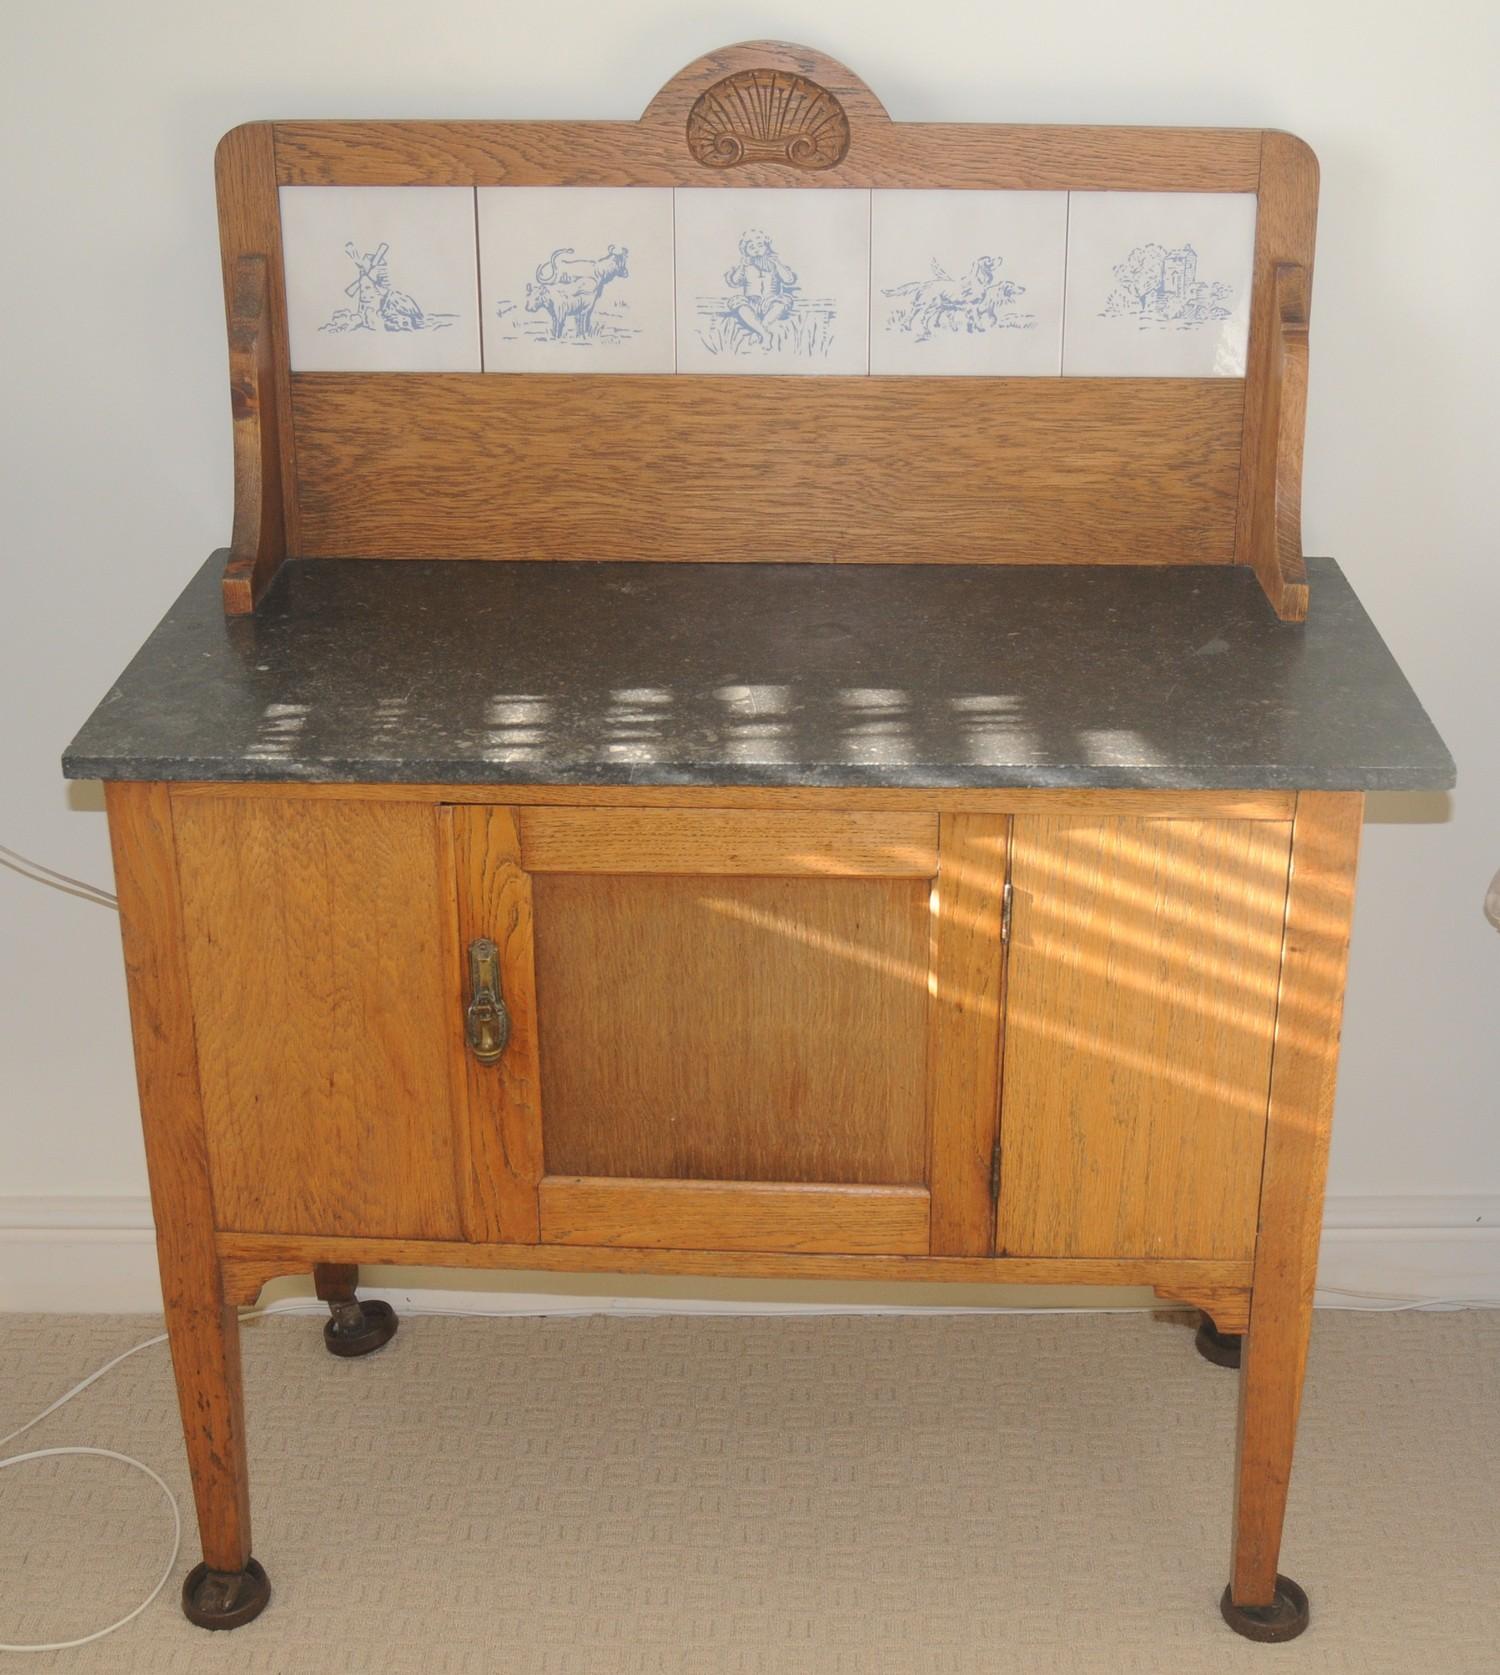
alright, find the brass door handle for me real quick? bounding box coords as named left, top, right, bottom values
left=464, top=938, right=511, bottom=1063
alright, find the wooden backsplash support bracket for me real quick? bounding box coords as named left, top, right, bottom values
left=221, top=254, right=287, bottom=614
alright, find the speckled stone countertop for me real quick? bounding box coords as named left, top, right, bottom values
left=63, top=553, right=1453, bottom=791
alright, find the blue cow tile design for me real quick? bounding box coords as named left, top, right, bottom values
left=695, top=229, right=837, bottom=360
left=1101, top=242, right=1234, bottom=330
left=320, top=241, right=458, bottom=335
left=491, top=244, right=638, bottom=347
left=880, top=255, right=1035, bottom=342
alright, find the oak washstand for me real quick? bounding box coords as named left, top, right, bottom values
left=64, top=41, right=1453, bottom=1643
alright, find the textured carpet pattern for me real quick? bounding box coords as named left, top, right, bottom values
left=1, top=1310, right=1496, bottom=1672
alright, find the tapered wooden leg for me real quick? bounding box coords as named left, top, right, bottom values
left=164, top=1289, right=269, bottom=1628
left=163, top=1293, right=253, bottom=1570
left=1225, top=793, right=1361, bottom=1641
left=106, top=783, right=270, bottom=1628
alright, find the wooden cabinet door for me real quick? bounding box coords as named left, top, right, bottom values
left=996, top=815, right=1294, bottom=1261
left=453, top=807, right=1010, bottom=1257
left=172, top=793, right=465, bottom=1239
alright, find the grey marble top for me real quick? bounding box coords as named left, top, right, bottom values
left=63, top=553, right=1453, bottom=791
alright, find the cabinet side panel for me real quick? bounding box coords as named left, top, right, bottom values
left=998, top=816, right=1293, bottom=1260
left=172, top=795, right=463, bottom=1238
left=533, top=873, right=930, bottom=1184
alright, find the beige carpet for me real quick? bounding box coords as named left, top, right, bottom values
left=1, top=1309, right=1496, bottom=1673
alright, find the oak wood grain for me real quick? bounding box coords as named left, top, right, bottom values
left=289, top=375, right=1246, bottom=565
left=997, top=815, right=1294, bottom=1260
left=519, top=807, right=938, bottom=876
left=448, top=808, right=545, bottom=1244
left=273, top=119, right=1263, bottom=191
left=170, top=783, right=1298, bottom=820
left=105, top=782, right=253, bottom=1574
left=531, top=871, right=931, bottom=1185
left=539, top=1176, right=930, bottom=1254
left=217, top=1228, right=1252, bottom=1305
left=170, top=794, right=463, bottom=1239
left=1153, top=1283, right=1252, bottom=1335
left=221, top=255, right=285, bottom=613
left=927, top=815, right=1008, bottom=1256
left=1254, top=262, right=1312, bottom=619
left=1234, top=130, right=1319, bottom=618
left=1231, top=792, right=1362, bottom=1606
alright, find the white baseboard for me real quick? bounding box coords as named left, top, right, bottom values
left=2, top=1194, right=1497, bottom=1315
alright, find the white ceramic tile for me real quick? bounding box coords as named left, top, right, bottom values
left=279, top=186, right=480, bottom=373
left=1062, top=192, right=1257, bottom=377
left=870, top=191, right=1067, bottom=376
left=477, top=188, right=675, bottom=373
left=674, top=189, right=870, bottom=375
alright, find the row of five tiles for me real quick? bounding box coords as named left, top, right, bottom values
left=280, top=186, right=1259, bottom=378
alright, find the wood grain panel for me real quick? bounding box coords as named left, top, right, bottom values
left=1153, top=1283, right=1251, bottom=1335
left=272, top=123, right=1261, bottom=192
left=519, top=808, right=937, bottom=876
left=173, top=783, right=1298, bottom=820
left=290, top=375, right=1246, bottom=565
left=218, top=1227, right=1252, bottom=1304
left=448, top=808, right=544, bottom=1243
left=1232, top=792, right=1362, bottom=1605
left=105, top=784, right=254, bottom=1574
left=539, top=1177, right=929, bottom=1254
left=171, top=794, right=462, bottom=1239
left=997, top=816, right=1294, bottom=1261
left=532, top=873, right=930, bottom=1184
left=927, top=815, right=1009, bottom=1256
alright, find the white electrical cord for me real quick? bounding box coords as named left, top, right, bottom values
left=0, top=843, right=117, bottom=910
left=0, top=1448, right=178, bottom=1653
left=0, top=1303, right=318, bottom=1654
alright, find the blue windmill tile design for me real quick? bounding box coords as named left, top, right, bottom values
left=279, top=186, right=480, bottom=372
left=321, top=241, right=459, bottom=336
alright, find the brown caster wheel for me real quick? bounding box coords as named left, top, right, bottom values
left=1220, top=1575, right=1310, bottom=1643
left=323, top=1297, right=398, bottom=1358
left=181, top=1558, right=271, bottom=1630
left=1196, top=1315, right=1243, bottom=1369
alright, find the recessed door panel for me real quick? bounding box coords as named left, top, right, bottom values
left=532, top=871, right=931, bottom=1184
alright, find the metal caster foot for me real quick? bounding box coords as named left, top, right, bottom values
left=181, top=1558, right=271, bottom=1630
left=1220, top=1575, right=1310, bottom=1643
left=323, top=1297, right=398, bottom=1358
left=1196, top=1315, right=1243, bottom=1369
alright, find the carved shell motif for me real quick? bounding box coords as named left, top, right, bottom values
left=686, top=69, right=850, bottom=171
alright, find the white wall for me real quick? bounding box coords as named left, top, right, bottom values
left=3, top=0, right=1497, bottom=1309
